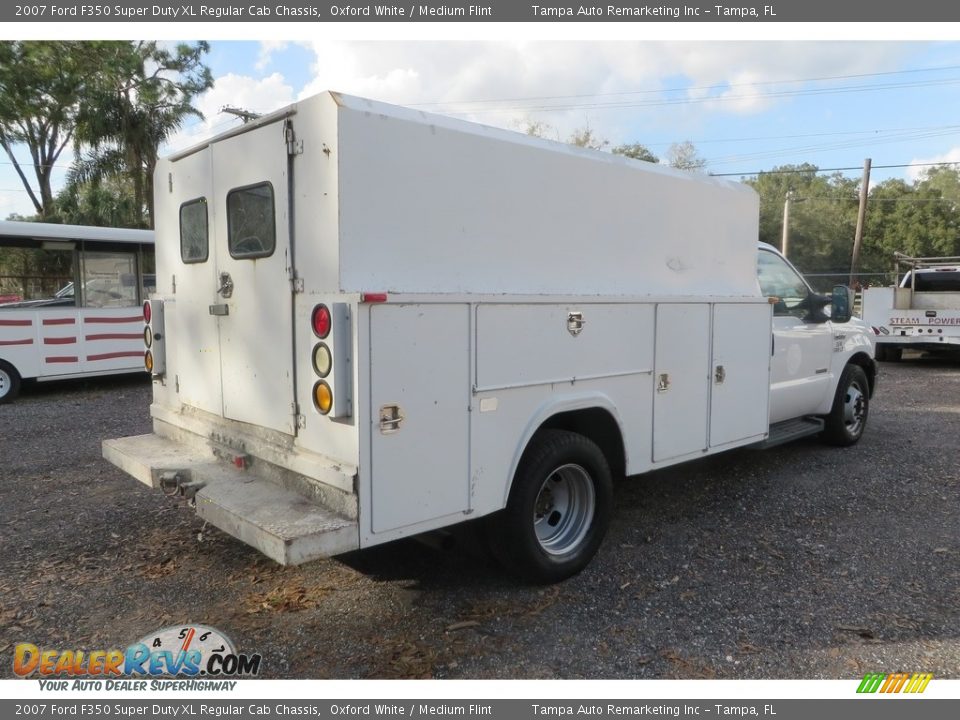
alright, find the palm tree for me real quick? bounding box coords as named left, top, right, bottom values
left=73, top=41, right=212, bottom=228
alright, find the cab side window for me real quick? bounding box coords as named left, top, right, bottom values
left=757, top=250, right=811, bottom=319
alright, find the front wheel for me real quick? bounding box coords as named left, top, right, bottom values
left=0, top=360, right=21, bottom=404
left=821, top=364, right=870, bottom=446
left=488, top=430, right=613, bottom=583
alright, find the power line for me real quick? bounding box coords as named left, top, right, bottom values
left=410, top=63, right=960, bottom=108
left=710, top=161, right=960, bottom=177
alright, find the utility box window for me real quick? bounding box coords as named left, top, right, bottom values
left=180, top=198, right=209, bottom=264
left=227, top=182, right=275, bottom=259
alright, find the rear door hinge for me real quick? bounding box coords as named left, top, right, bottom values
left=285, top=122, right=303, bottom=156
left=290, top=276, right=304, bottom=293
left=292, top=402, right=306, bottom=429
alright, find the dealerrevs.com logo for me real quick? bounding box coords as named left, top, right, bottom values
left=13, top=625, right=261, bottom=689
left=857, top=673, right=933, bottom=694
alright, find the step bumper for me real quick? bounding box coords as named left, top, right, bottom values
left=103, top=434, right=359, bottom=564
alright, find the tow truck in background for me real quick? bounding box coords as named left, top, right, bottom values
left=862, top=253, right=960, bottom=362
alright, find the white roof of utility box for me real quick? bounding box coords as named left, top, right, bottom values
left=175, top=91, right=762, bottom=297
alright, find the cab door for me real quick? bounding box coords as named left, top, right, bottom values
left=757, top=248, right=833, bottom=423
left=209, top=119, right=297, bottom=435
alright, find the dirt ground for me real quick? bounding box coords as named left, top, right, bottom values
left=1, top=355, right=958, bottom=679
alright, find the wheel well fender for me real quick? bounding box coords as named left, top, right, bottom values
left=847, top=351, right=876, bottom=397
left=504, top=395, right=627, bottom=505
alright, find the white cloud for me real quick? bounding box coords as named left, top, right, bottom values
left=286, top=41, right=912, bottom=144
left=907, top=147, right=960, bottom=182
left=163, top=72, right=296, bottom=156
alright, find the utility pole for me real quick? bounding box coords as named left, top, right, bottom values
left=782, top=191, right=793, bottom=258
left=849, top=158, right=872, bottom=287
left=221, top=106, right=262, bottom=124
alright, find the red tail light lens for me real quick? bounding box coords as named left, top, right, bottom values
left=143, top=300, right=152, bottom=324
left=311, top=304, right=331, bottom=338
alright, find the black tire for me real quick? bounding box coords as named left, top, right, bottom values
left=0, top=360, right=21, bottom=404
left=488, top=429, right=613, bottom=584
left=822, top=364, right=870, bottom=446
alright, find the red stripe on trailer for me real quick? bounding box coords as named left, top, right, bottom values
left=0, top=338, right=33, bottom=346
left=45, top=356, right=78, bottom=363
left=86, top=351, right=144, bottom=361
left=84, top=316, right=142, bottom=324
left=43, top=336, right=77, bottom=345
left=42, top=318, right=75, bottom=326
left=86, top=333, right=143, bottom=341
left=0, top=319, right=32, bottom=326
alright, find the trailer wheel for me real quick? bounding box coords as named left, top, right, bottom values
left=0, top=360, right=21, bottom=404
left=489, top=430, right=612, bottom=584
left=822, top=364, right=870, bottom=446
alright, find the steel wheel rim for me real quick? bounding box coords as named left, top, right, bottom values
left=533, top=463, right=596, bottom=555
left=0, top=368, right=9, bottom=397
left=843, top=380, right=866, bottom=436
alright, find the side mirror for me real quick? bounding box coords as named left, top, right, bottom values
left=831, top=284, right=854, bottom=323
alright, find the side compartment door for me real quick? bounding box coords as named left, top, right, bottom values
left=653, top=303, right=710, bottom=462
left=710, top=303, right=772, bottom=448
left=169, top=149, right=223, bottom=417
left=210, top=120, right=297, bottom=435
left=369, top=304, right=470, bottom=534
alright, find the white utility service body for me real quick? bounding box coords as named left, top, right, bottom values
left=103, top=92, right=876, bottom=582
left=0, top=221, right=154, bottom=403
left=862, top=254, right=960, bottom=361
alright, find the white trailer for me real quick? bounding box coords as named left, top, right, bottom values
left=862, top=253, right=960, bottom=361
left=103, top=92, right=876, bottom=582
left=0, top=221, right=154, bottom=402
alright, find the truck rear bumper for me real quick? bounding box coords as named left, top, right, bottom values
left=103, top=433, right=359, bottom=565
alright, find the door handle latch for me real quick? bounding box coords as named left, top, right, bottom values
left=379, top=404, right=405, bottom=434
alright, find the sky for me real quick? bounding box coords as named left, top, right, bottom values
left=4, top=39, right=960, bottom=218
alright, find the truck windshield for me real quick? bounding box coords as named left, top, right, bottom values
left=901, top=270, right=960, bottom=292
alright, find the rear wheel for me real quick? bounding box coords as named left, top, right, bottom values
left=822, top=364, right=869, bottom=446
left=488, top=430, right=613, bottom=583
left=0, top=360, right=21, bottom=404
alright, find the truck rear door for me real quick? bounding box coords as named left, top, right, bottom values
left=172, top=117, right=297, bottom=436
left=211, top=120, right=296, bottom=435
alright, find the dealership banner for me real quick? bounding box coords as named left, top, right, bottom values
left=4, top=0, right=960, bottom=23
left=2, top=699, right=960, bottom=718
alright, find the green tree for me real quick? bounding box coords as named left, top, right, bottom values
left=862, top=172, right=960, bottom=273
left=0, top=41, right=106, bottom=221
left=665, top=140, right=706, bottom=171
left=611, top=143, right=659, bottom=164
left=746, top=164, right=860, bottom=281
left=73, top=41, right=212, bottom=228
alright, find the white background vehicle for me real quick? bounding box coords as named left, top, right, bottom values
left=0, top=221, right=154, bottom=403
left=103, top=92, right=876, bottom=583
left=862, top=254, right=960, bottom=361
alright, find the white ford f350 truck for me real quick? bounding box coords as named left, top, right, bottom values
left=862, top=253, right=960, bottom=362
left=103, top=91, right=876, bottom=583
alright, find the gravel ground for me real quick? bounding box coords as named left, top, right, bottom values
left=1, top=356, right=958, bottom=679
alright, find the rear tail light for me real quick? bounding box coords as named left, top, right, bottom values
left=313, top=380, right=333, bottom=415
left=311, top=304, right=331, bottom=339
left=144, top=299, right=165, bottom=376
left=308, top=303, right=352, bottom=418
